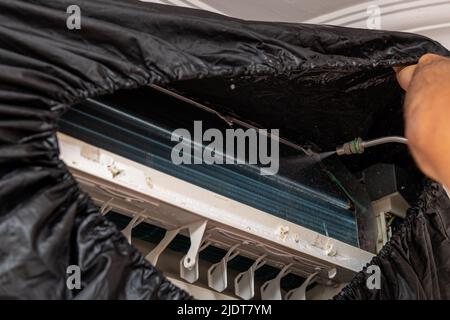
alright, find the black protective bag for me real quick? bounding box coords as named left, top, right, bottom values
left=0, top=0, right=449, bottom=299
left=336, top=182, right=450, bottom=299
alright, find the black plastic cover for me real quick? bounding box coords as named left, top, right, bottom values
left=336, top=182, right=450, bottom=299
left=0, top=0, right=449, bottom=299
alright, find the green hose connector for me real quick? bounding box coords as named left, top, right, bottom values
left=336, top=136, right=408, bottom=156
left=336, top=137, right=364, bottom=155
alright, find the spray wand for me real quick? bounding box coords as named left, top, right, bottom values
left=335, top=136, right=408, bottom=155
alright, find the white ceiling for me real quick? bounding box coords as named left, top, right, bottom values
left=142, top=0, right=362, bottom=21
left=141, top=0, right=450, bottom=49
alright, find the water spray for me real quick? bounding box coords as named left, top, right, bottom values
left=336, top=136, right=408, bottom=155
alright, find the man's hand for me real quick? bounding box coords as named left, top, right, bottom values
left=395, top=54, right=450, bottom=187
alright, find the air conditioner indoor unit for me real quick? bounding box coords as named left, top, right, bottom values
left=2, top=0, right=449, bottom=301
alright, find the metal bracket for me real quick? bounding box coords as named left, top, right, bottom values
left=260, top=263, right=292, bottom=300
left=121, top=213, right=145, bottom=244
left=180, top=239, right=211, bottom=283
left=145, top=220, right=207, bottom=267
left=208, top=244, right=240, bottom=292
left=234, top=255, right=266, bottom=300
left=285, top=271, right=319, bottom=300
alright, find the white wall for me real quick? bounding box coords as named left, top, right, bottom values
left=141, top=0, right=450, bottom=49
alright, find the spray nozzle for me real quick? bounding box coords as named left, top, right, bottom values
left=336, top=138, right=364, bottom=155
left=336, top=136, right=408, bottom=156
